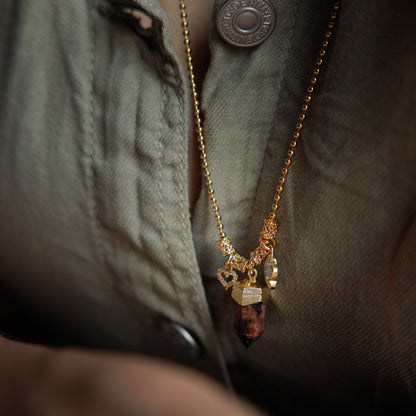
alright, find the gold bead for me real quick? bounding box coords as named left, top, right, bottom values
left=296, top=122, right=303, bottom=130
left=293, top=131, right=300, bottom=139
left=206, top=179, right=212, bottom=186
left=325, top=30, right=332, bottom=38
left=212, top=206, right=219, bottom=212
left=307, top=86, right=314, bottom=93
left=290, top=140, right=297, bottom=148
left=319, top=49, right=326, bottom=57
left=287, top=150, right=294, bottom=157
left=217, top=224, right=224, bottom=230
left=322, top=40, right=328, bottom=48
left=202, top=161, right=208, bottom=169
left=208, top=188, right=214, bottom=194
left=328, top=21, right=335, bottom=29
left=272, top=203, right=278, bottom=211
left=331, top=12, right=337, bottom=19
left=304, top=95, right=311, bottom=103
left=215, top=213, right=221, bottom=221
left=279, top=177, right=285, bottom=184
left=219, top=231, right=226, bottom=238
left=276, top=185, right=283, bottom=193
left=313, top=68, right=320, bottom=75
left=299, top=113, right=305, bottom=121
left=334, top=3, right=340, bottom=10
left=302, top=104, right=308, bottom=111
left=284, top=159, right=291, bottom=166
left=200, top=152, right=207, bottom=159
left=316, top=58, right=323, bottom=66
left=310, top=77, right=317, bottom=84
left=274, top=195, right=281, bottom=202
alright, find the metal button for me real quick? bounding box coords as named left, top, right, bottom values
left=158, top=318, right=204, bottom=359
left=217, top=0, right=276, bottom=47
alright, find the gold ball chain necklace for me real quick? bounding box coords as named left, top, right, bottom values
left=179, top=0, right=340, bottom=347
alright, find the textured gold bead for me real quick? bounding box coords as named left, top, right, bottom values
left=290, top=141, right=297, bottom=148
left=272, top=203, right=278, bottom=211
left=293, top=131, right=299, bottom=139
left=276, top=185, right=283, bottom=193
left=282, top=168, right=288, bottom=174
left=299, top=113, right=305, bottom=121
left=296, top=122, right=303, bottom=130
left=274, top=195, right=281, bottom=202
left=287, top=150, right=294, bottom=156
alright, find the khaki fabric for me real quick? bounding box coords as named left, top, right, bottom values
left=0, top=0, right=415, bottom=413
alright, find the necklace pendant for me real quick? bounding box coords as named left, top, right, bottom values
left=232, top=278, right=269, bottom=347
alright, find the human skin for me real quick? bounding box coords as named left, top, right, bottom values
left=0, top=336, right=265, bottom=416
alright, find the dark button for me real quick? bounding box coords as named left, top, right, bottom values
left=217, top=0, right=276, bottom=47
left=158, top=318, right=204, bottom=359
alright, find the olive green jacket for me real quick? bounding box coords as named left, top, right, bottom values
left=1, top=0, right=415, bottom=413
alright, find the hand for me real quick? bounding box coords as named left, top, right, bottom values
left=0, top=337, right=265, bottom=416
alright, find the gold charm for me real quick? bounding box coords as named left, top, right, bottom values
left=232, top=278, right=269, bottom=306
left=217, top=267, right=238, bottom=290
left=264, top=249, right=278, bottom=289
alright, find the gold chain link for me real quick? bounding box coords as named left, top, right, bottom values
left=179, top=0, right=340, bottom=275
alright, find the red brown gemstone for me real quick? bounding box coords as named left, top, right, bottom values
left=234, top=302, right=266, bottom=347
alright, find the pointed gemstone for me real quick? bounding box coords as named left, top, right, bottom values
left=234, top=302, right=266, bottom=347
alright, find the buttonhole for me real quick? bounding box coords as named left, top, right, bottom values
left=121, top=8, right=153, bottom=30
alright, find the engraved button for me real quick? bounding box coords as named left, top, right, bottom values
left=217, top=0, right=276, bottom=47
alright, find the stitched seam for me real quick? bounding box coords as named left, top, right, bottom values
left=155, top=80, right=181, bottom=302
left=85, top=1, right=107, bottom=267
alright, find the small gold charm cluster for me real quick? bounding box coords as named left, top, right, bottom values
left=179, top=0, right=340, bottom=292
